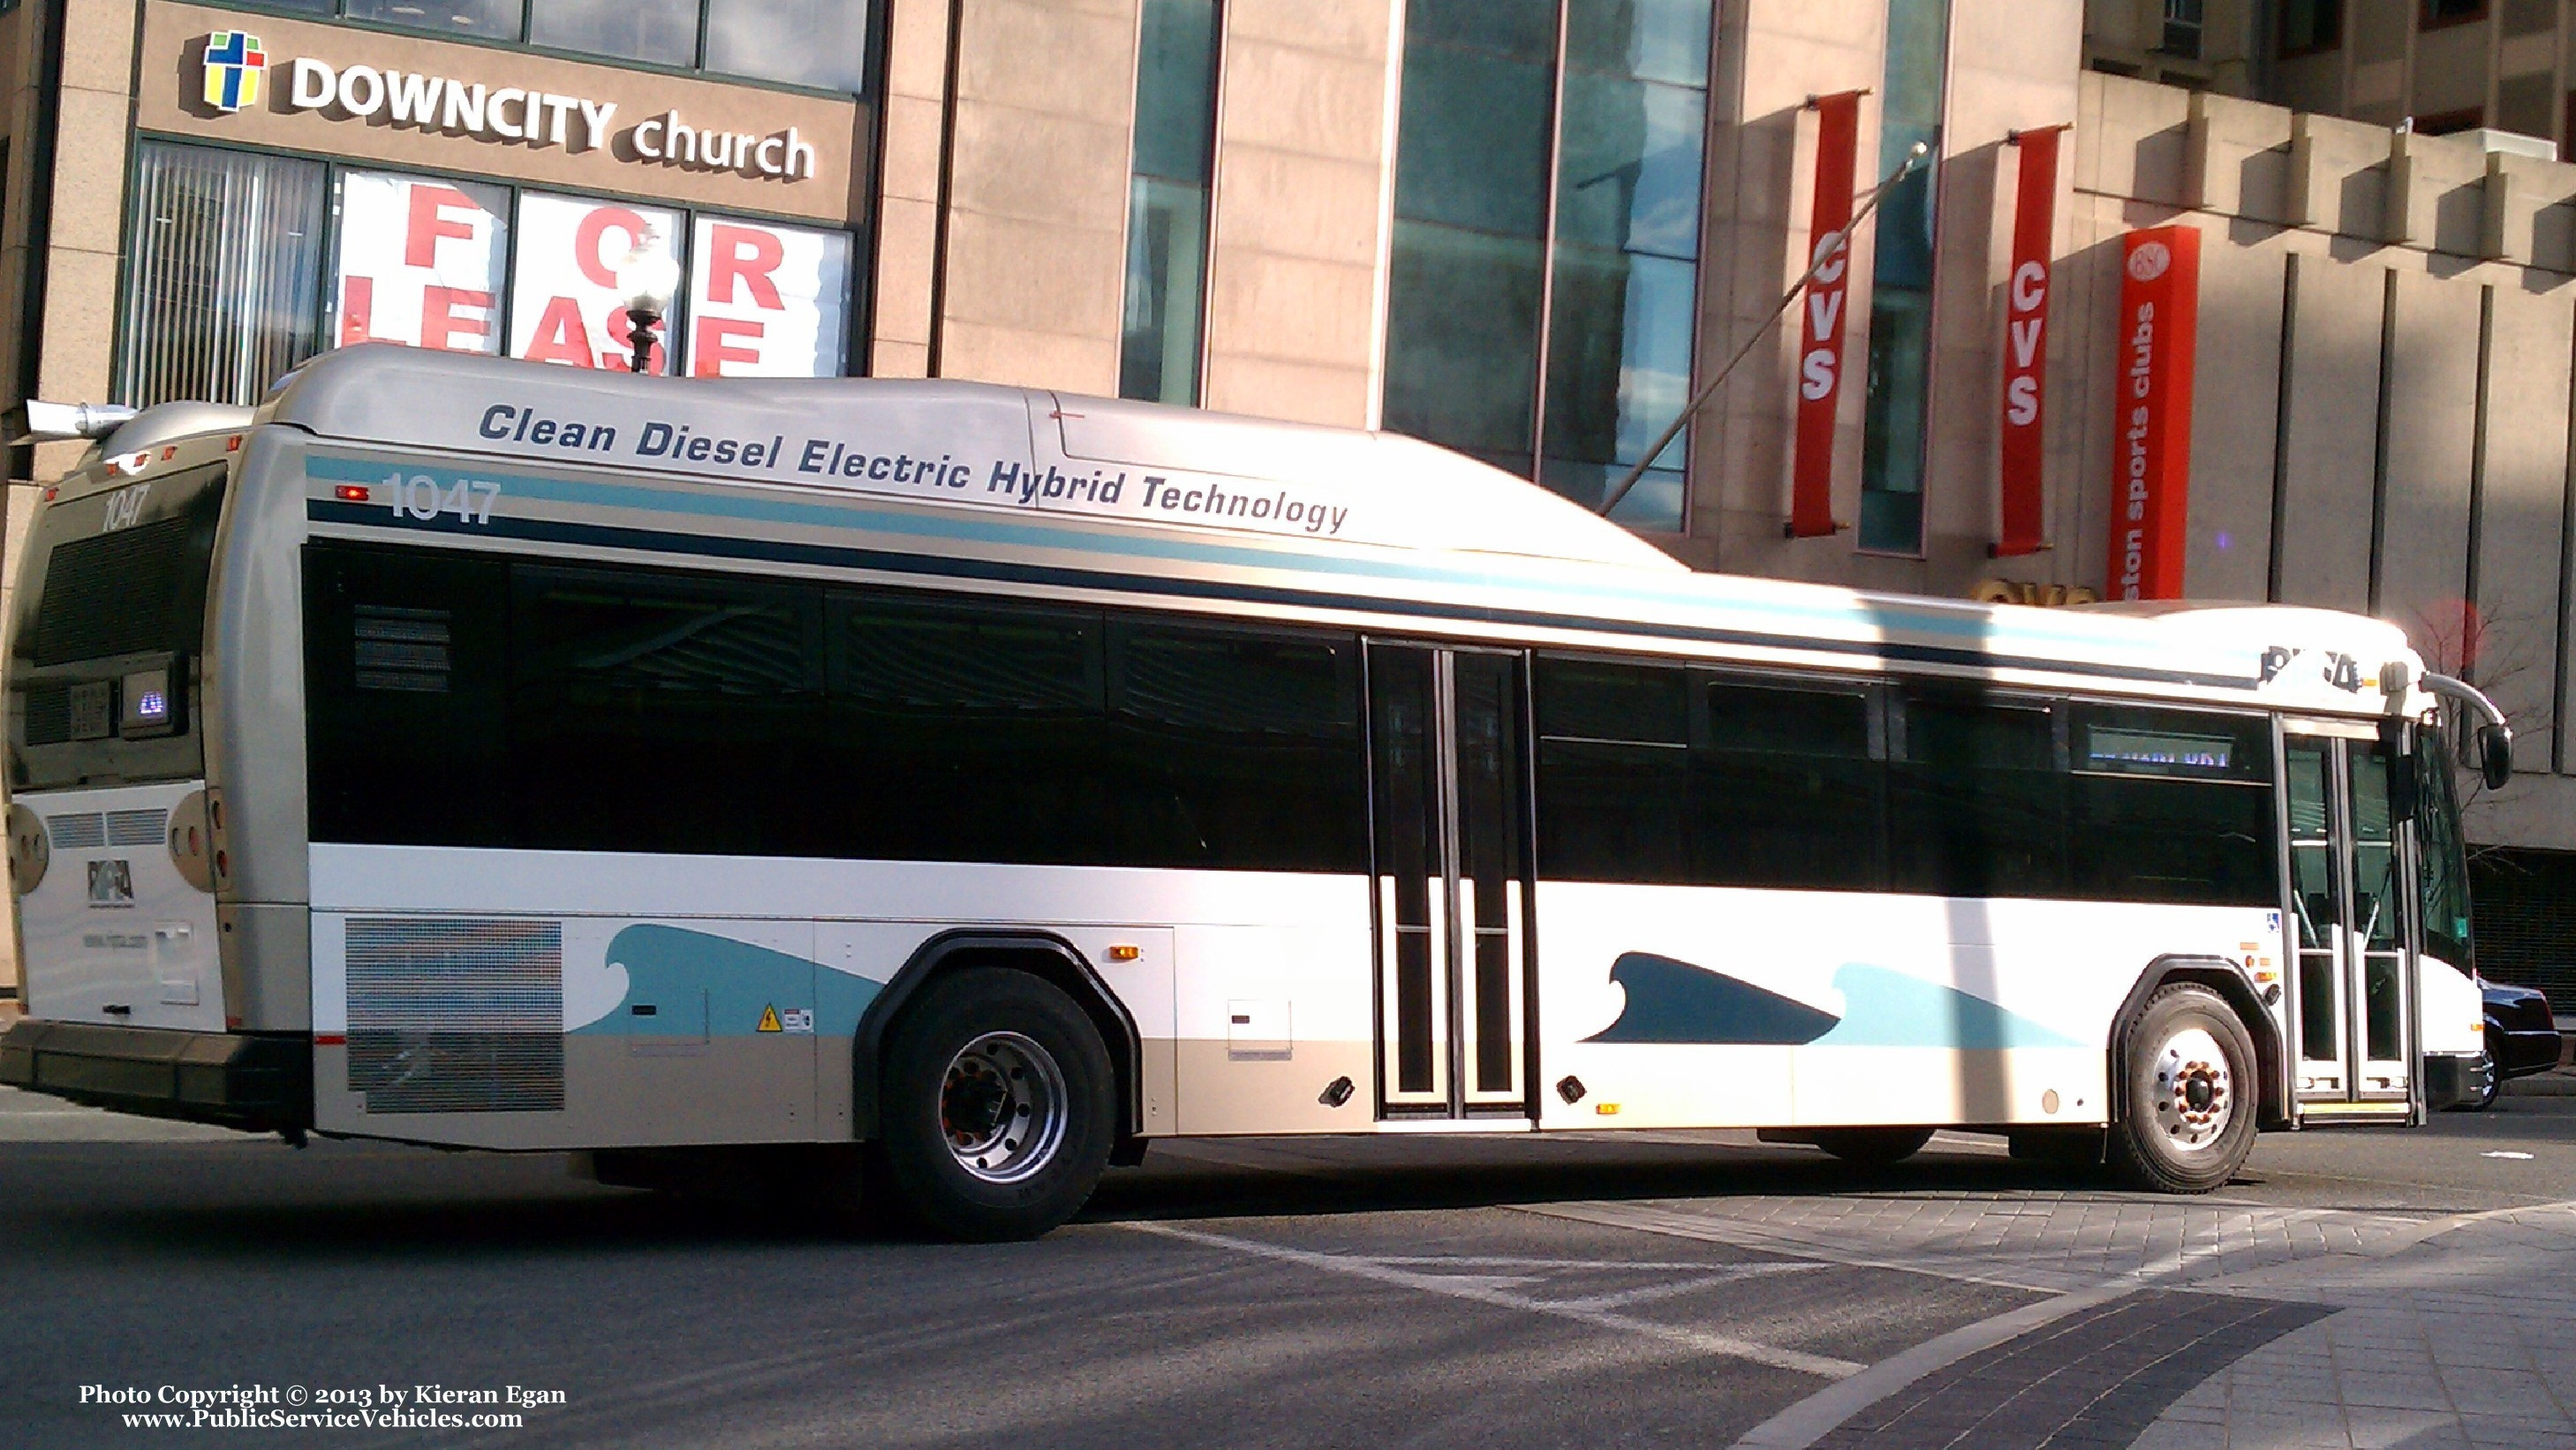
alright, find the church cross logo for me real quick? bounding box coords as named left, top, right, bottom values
left=201, top=31, right=268, bottom=114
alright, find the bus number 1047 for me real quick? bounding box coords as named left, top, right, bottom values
left=382, top=472, right=501, bottom=525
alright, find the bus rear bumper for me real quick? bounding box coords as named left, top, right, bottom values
left=0, top=1021, right=310, bottom=1133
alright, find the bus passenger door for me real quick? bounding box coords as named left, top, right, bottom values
left=2283, top=728, right=2414, bottom=1121
left=1369, top=644, right=1534, bottom=1120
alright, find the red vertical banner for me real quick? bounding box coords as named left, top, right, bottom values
left=2105, top=226, right=2202, bottom=600
left=1790, top=90, right=1863, bottom=539
left=1994, top=125, right=2064, bottom=557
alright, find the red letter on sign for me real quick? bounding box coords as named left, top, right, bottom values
left=692, top=317, right=766, bottom=376
left=1994, top=125, right=2064, bottom=558
left=573, top=206, right=650, bottom=290
left=339, top=276, right=375, bottom=346
left=420, top=287, right=493, bottom=351
left=405, top=185, right=480, bottom=268
left=704, top=224, right=785, bottom=311
left=1789, top=91, right=1862, bottom=540
left=519, top=296, right=595, bottom=367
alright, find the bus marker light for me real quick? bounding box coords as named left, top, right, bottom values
left=41, top=487, right=54, bottom=502
left=226, top=435, right=241, bottom=451
left=161, top=446, right=178, bottom=461
left=1594, top=1102, right=1620, bottom=1115
left=1107, top=944, right=1140, bottom=962
left=334, top=485, right=371, bottom=502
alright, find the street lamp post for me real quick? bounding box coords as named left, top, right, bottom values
left=614, top=232, right=683, bottom=376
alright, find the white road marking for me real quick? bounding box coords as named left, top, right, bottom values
left=1123, top=1220, right=1862, bottom=1379
left=2483, top=1151, right=2535, bottom=1160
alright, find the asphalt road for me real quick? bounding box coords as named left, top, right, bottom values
left=2, top=1089, right=2570, bottom=1449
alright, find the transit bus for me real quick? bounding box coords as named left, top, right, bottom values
left=0, top=347, right=2513, bottom=1239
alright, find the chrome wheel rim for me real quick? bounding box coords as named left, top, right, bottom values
left=2152, top=1026, right=2233, bottom=1152
left=939, top=1031, right=1067, bottom=1184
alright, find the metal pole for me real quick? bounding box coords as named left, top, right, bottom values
left=1596, top=140, right=1930, bottom=519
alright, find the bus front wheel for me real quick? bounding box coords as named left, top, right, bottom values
left=2110, top=984, right=2258, bottom=1194
left=875, top=968, right=1115, bottom=1242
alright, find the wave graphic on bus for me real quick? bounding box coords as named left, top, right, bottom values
left=1583, top=953, right=2081, bottom=1049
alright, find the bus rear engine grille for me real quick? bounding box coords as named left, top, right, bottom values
left=344, top=917, right=564, bottom=1114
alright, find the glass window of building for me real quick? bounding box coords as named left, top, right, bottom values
left=117, top=142, right=329, bottom=408
left=1383, top=0, right=1711, bottom=532
left=1857, top=0, right=1949, bottom=555
left=116, top=142, right=860, bottom=405
left=1121, top=0, right=1221, bottom=406
left=332, top=170, right=510, bottom=354
left=287, top=1, right=873, bottom=94
left=528, top=0, right=699, bottom=68
left=705, top=0, right=874, bottom=94
left=1541, top=0, right=1711, bottom=529
left=2278, top=0, right=2341, bottom=53
left=342, top=0, right=524, bottom=39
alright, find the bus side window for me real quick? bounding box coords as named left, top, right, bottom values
left=1106, top=620, right=1366, bottom=873
left=511, top=564, right=827, bottom=857
left=1887, top=690, right=2065, bottom=900
left=1532, top=656, right=1690, bottom=884
left=2064, top=706, right=2275, bottom=907
left=304, top=540, right=511, bottom=848
left=827, top=594, right=1108, bottom=867
left=1694, top=677, right=1882, bottom=892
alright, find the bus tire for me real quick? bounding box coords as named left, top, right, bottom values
left=876, top=967, right=1115, bottom=1242
left=2111, top=983, right=2257, bottom=1194
left=1809, top=1127, right=1934, bottom=1167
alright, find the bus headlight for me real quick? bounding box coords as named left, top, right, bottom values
left=7, top=804, right=49, bottom=895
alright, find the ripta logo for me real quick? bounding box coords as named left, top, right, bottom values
left=2257, top=646, right=2362, bottom=693
left=86, top=860, right=134, bottom=909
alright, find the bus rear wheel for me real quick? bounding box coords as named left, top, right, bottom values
left=1809, top=1127, right=1934, bottom=1167
left=2110, top=984, right=2257, bottom=1194
left=875, top=968, right=1114, bottom=1242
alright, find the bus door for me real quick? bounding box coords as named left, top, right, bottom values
left=2281, top=725, right=2415, bottom=1119
left=1367, top=643, right=1533, bottom=1119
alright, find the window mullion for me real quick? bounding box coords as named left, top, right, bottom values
left=1529, top=0, right=1571, bottom=481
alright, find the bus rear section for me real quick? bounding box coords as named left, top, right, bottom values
left=0, top=444, right=306, bottom=1131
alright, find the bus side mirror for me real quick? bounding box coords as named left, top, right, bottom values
left=2477, top=723, right=2514, bottom=791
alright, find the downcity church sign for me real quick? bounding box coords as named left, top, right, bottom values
left=272, top=57, right=820, bottom=180
left=140, top=2, right=862, bottom=223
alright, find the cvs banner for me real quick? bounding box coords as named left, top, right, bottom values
left=1789, top=90, right=1862, bottom=539
left=2105, top=225, right=2201, bottom=600
left=1995, top=125, right=2064, bottom=558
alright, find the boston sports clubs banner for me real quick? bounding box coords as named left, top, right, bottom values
left=2106, top=226, right=2201, bottom=600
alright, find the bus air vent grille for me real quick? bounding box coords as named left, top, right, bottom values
left=344, top=917, right=564, bottom=1114
left=104, top=809, right=165, bottom=848
left=45, top=813, right=104, bottom=850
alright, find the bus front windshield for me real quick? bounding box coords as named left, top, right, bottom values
left=2414, top=724, right=2474, bottom=972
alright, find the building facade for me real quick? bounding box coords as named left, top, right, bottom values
left=4, top=0, right=2576, bottom=1009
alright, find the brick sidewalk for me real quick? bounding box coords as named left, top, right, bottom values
left=1560, top=1173, right=2576, bottom=1449
left=2137, top=1204, right=2576, bottom=1450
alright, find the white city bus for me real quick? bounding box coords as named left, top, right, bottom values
left=0, top=348, right=2512, bottom=1239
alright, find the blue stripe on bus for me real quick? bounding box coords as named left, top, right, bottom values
left=303, top=495, right=2262, bottom=692
left=305, top=450, right=2222, bottom=669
